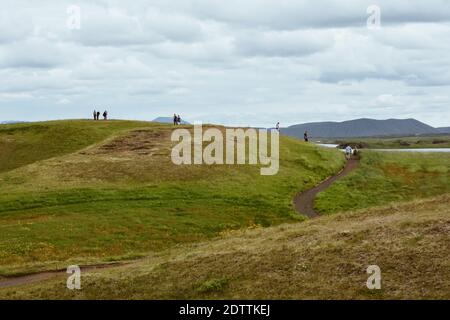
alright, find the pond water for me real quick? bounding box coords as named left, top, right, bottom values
left=315, top=143, right=450, bottom=153
left=315, top=143, right=339, bottom=148
left=371, top=148, right=450, bottom=153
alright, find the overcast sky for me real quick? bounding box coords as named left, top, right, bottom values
left=1, top=0, right=450, bottom=127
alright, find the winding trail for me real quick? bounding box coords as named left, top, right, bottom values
left=294, top=158, right=359, bottom=218
left=0, top=262, right=129, bottom=289
left=1, top=159, right=359, bottom=289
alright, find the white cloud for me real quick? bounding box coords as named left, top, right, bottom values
left=0, top=38, right=71, bottom=69
left=235, top=29, right=333, bottom=57
left=56, top=98, right=72, bottom=104
left=0, top=0, right=449, bottom=127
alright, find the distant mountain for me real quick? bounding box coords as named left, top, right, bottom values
left=152, top=117, right=190, bottom=125
left=436, top=127, right=450, bottom=134
left=0, top=120, right=26, bottom=125
left=282, top=118, right=440, bottom=138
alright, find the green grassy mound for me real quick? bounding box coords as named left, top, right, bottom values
left=0, top=120, right=345, bottom=275
left=0, top=120, right=157, bottom=173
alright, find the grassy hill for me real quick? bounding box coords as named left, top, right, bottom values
left=1, top=194, right=448, bottom=299
left=1, top=120, right=448, bottom=299
left=0, top=120, right=156, bottom=173
left=0, top=120, right=345, bottom=276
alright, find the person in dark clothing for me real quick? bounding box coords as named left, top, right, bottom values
left=97, top=111, right=100, bottom=120
left=103, top=110, right=108, bottom=120
left=177, top=114, right=181, bottom=125
left=173, top=113, right=178, bottom=125
left=304, top=130, right=309, bottom=142
left=93, top=110, right=97, bottom=120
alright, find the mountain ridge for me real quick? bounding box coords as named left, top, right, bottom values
left=436, top=127, right=450, bottom=134
left=282, top=118, right=444, bottom=138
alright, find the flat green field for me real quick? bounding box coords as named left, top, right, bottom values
left=315, top=151, right=450, bottom=213
left=330, top=135, right=450, bottom=149
left=0, top=120, right=345, bottom=276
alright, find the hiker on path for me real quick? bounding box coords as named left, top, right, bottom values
left=304, top=130, right=309, bottom=142
left=93, top=110, right=97, bottom=120
left=173, top=114, right=178, bottom=125
left=103, top=110, right=108, bottom=120
left=97, top=111, right=100, bottom=120
left=345, top=145, right=353, bottom=160
left=276, top=122, right=280, bottom=132
left=177, top=114, right=181, bottom=125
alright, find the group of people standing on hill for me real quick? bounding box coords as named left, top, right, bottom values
left=93, top=110, right=108, bottom=120
left=173, top=114, right=182, bottom=125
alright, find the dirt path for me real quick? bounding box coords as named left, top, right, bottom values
left=0, top=262, right=129, bottom=289
left=294, top=158, right=359, bottom=218
left=1, top=160, right=359, bottom=289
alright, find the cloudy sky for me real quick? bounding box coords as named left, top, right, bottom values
left=1, top=0, right=450, bottom=127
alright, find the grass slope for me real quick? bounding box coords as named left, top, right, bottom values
left=1, top=195, right=448, bottom=299
left=0, top=120, right=345, bottom=275
left=315, top=151, right=450, bottom=214
left=0, top=120, right=158, bottom=173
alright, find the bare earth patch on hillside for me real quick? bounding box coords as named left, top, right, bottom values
left=0, top=128, right=177, bottom=187
left=87, top=129, right=172, bottom=157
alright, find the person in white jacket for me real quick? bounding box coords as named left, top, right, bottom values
left=345, top=145, right=353, bottom=160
